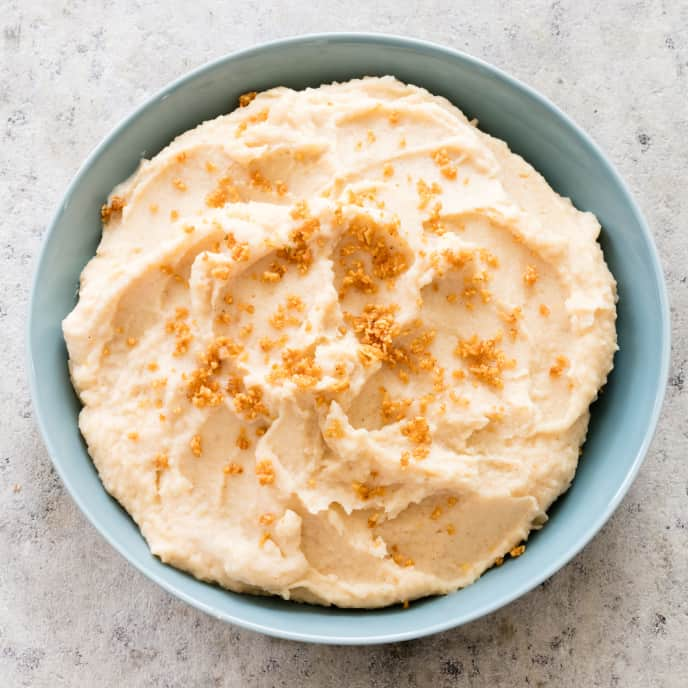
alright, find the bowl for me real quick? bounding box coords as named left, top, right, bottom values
left=28, top=33, right=670, bottom=644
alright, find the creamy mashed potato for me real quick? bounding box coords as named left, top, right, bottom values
left=63, top=77, right=617, bottom=607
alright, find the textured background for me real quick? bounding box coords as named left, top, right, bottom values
left=2, top=1, right=687, bottom=686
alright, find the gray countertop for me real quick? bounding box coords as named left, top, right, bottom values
left=2, top=1, right=686, bottom=686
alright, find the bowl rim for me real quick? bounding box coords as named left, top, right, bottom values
left=28, top=32, right=671, bottom=644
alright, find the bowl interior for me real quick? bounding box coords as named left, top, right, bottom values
left=29, top=34, right=669, bottom=644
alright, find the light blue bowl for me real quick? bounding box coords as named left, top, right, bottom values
left=28, top=34, right=670, bottom=644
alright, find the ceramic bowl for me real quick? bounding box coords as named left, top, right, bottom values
left=28, top=34, right=670, bottom=644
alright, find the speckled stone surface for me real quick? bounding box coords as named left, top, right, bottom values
left=2, top=1, right=687, bottom=686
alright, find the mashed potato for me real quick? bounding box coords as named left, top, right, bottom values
left=63, top=76, right=617, bottom=607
